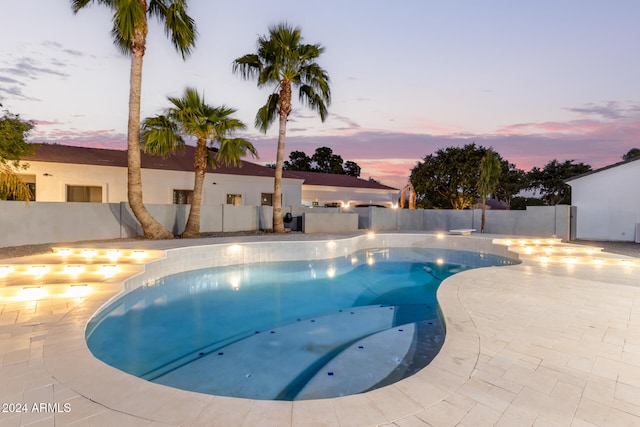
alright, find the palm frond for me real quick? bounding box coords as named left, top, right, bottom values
left=255, top=94, right=279, bottom=133
left=232, top=54, right=263, bottom=80
left=298, top=85, right=329, bottom=121
left=149, top=0, right=197, bottom=59
left=214, top=138, right=258, bottom=168
left=71, top=0, right=113, bottom=14
left=141, top=115, right=184, bottom=158
left=110, top=0, right=147, bottom=56
left=0, top=163, right=32, bottom=201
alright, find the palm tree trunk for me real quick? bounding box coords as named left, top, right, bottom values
left=127, top=46, right=173, bottom=239
left=481, top=195, right=486, bottom=233
left=273, top=112, right=287, bottom=233
left=183, top=137, right=207, bottom=238
left=273, top=82, right=292, bottom=233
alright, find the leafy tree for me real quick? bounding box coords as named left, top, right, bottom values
left=283, top=147, right=361, bottom=176
left=0, top=106, right=34, bottom=201
left=311, top=146, right=343, bottom=174
left=494, top=161, right=528, bottom=209
left=528, top=159, right=591, bottom=205
left=283, top=151, right=312, bottom=171
left=410, top=143, right=493, bottom=209
left=142, top=87, right=256, bottom=237
left=233, top=23, right=331, bottom=233
left=510, top=196, right=544, bottom=210
left=477, top=151, right=501, bottom=232
left=343, top=160, right=361, bottom=177
left=622, top=148, right=640, bottom=161
left=72, top=0, right=196, bottom=240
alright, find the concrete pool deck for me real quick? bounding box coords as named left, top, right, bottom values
left=0, top=232, right=639, bottom=426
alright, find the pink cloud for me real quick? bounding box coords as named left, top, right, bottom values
left=26, top=104, right=640, bottom=190
left=30, top=127, right=127, bottom=150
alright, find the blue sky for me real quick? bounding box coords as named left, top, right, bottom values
left=2, top=0, right=639, bottom=188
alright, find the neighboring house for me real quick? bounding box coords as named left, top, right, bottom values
left=16, top=144, right=399, bottom=208
left=288, top=171, right=399, bottom=208
left=18, top=144, right=303, bottom=207
left=566, top=156, right=640, bottom=242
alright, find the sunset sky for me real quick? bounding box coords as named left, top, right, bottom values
left=2, top=1, right=639, bottom=189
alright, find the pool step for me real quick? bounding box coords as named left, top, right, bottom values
left=152, top=305, right=439, bottom=400
left=493, top=238, right=639, bottom=267
left=294, top=323, right=416, bottom=400
left=0, top=247, right=164, bottom=301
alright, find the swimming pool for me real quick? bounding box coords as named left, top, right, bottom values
left=86, top=241, right=518, bottom=401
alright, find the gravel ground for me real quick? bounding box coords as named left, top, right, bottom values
left=1, top=235, right=638, bottom=261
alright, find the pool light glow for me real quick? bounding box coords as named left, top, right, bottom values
left=65, top=264, right=84, bottom=276
left=107, top=250, right=121, bottom=261
left=0, top=265, right=12, bottom=277
left=132, top=250, right=147, bottom=260
left=82, top=249, right=97, bottom=259
left=29, top=265, right=48, bottom=276
left=18, top=287, right=46, bottom=300
left=66, top=284, right=91, bottom=298
left=100, top=265, right=119, bottom=278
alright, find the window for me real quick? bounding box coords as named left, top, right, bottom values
left=66, top=185, right=102, bottom=202
left=226, top=194, right=242, bottom=206
left=261, top=193, right=273, bottom=206
left=173, top=189, right=193, bottom=204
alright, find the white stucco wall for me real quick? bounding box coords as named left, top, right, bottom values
left=301, top=185, right=398, bottom=207
left=568, top=159, right=640, bottom=241
left=19, top=161, right=303, bottom=207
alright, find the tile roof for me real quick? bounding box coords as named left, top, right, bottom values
left=286, top=170, right=398, bottom=190
left=23, top=143, right=300, bottom=179
left=23, top=143, right=399, bottom=190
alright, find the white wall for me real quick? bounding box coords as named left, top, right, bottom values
left=365, top=206, right=573, bottom=241
left=301, top=185, right=398, bottom=207
left=568, top=160, right=640, bottom=241
left=19, top=161, right=303, bottom=207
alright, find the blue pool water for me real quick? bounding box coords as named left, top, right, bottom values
left=86, top=247, right=516, bottom=400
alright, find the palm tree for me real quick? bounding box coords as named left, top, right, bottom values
left=71, top=0, right=196, bottom=239
left=233, top=23, right=331, bottom=232
left=142, top=87, right=257, bottom=238
left=477, top=151, right=502, bottom=233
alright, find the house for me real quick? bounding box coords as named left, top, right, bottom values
left=289, top=171, right=399, bottom=208
left=566, top=156, right=640, bottom=242
left=17, top=143, right=399, bottom=208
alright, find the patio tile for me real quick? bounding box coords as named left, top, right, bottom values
left=414, top=399, right=468, bottom=427
left=292, top=399, right=340, bottom=427
left=365, top=385, right=424, bottom=422
left=190, top=396, right=253, bottom=427
left=387, top=415, right=433, bottom=427
left=330, top=394, right=388, bottom=427
left=240, top=400, right=292, bottom=427
left=458, top=402, right=502, bottom=427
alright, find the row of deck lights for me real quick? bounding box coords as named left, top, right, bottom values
left=15, top=283, right=92, bottom=301
left=56, top=248, right=147, bottom=261
left=1, top=248, right=151, bottom=301
left=498, top=239, right=638, bottom=267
